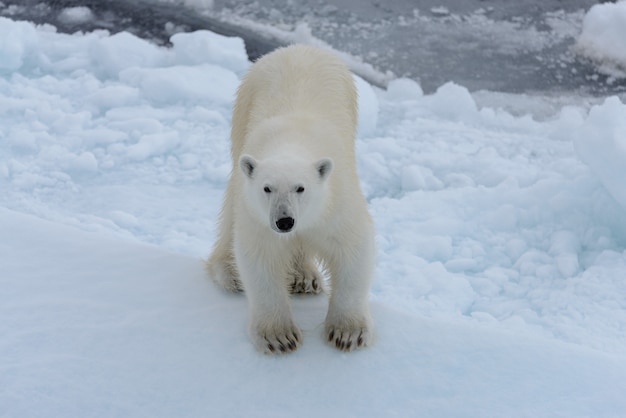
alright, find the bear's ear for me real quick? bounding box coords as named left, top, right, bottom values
left=315, top=158, right=333, bottom=181
left=239, top=154, right=257, bottom=179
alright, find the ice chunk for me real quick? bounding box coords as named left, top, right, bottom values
left=386, top=78, right=423, bottom=101
left=575, top=1, right=626, bottom=77
left=401, top=165, right=444, bottom=192
left=119, top=64, right=238, bottom=105
left=0, top=17, right=38, bottom=72
left=126, top=131, right=180, bottom=161
left=91, top=31, right=166, bottom=78
left=573, top=96, right=626, bottom=210
left=58, top=6, right=95, bottom=25
left=170, top=30, right=249, bottom=74
left=549, top=230, right=581, bottom=278
left=424, top=82, right=478, bottom=122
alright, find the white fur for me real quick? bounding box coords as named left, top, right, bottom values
left=207, top=45, right=374, bottom=354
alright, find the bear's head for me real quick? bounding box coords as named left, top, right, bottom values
left=239, top=154, right=333, bottom=234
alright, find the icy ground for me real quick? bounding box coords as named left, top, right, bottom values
left=2, top=13, right=626, bottom=417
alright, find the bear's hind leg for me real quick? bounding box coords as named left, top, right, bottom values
left=207, top=182, right=243, bottom=292
left=289, top=261, right=323, bottom=294
left=288, top=243, right=323, bottom=294
left=207, top=249, right=242, bottom=292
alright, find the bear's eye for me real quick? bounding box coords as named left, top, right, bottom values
left=296, top=186, right=305, bottom=193
left=263, top=186, right=272, bottom=194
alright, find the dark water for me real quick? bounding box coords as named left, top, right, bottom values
left=3, top=0, right=625, bottom=96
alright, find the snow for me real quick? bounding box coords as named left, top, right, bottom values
left=3, top=208, right=626, bottom=417
left=2, top=16, right=626, bottom=417
left=576, top=0, right=626, bottom=78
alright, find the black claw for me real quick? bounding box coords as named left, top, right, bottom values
left=267, top=344, right=275, bottom=353
left=279, top=343, right=286, bottom=353
left=357, top=331, right=364, bottom=347
left=346, top=340, right=352, bottom=350
left=328, top=330, right=334, bottom=342
left=312, top=280, right=318, bottom=291
left=293, top=333, right=300, bottom=343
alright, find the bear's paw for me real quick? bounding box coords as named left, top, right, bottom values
left=252, top=321, right=303, bottom=354
left=289, top=264, right=323, bottom=294
left=325, top=316, right=373, bottom=352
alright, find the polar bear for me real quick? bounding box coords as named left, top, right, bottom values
left=207, top=44, right=374, bottom=354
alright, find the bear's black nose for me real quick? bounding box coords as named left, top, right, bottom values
left=276, top=217, right=295, bottom=232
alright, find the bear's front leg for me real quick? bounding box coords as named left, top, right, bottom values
left=246, top=275, right=302, bottom=354
left=235, top=234, right=302, bottom=354
left=324, top=233, right=375, bottom=351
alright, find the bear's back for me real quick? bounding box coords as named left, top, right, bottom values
left=246, top=45, right=357, bottom=125
left=230, top=45, right=358, bottom=162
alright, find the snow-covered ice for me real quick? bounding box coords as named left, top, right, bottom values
left=2, top=16, right=626, bottom=417
left=3, top=208, right=625, bottom=417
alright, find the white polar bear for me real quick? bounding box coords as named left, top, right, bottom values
left=207, top=44, right=375, bottom=354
